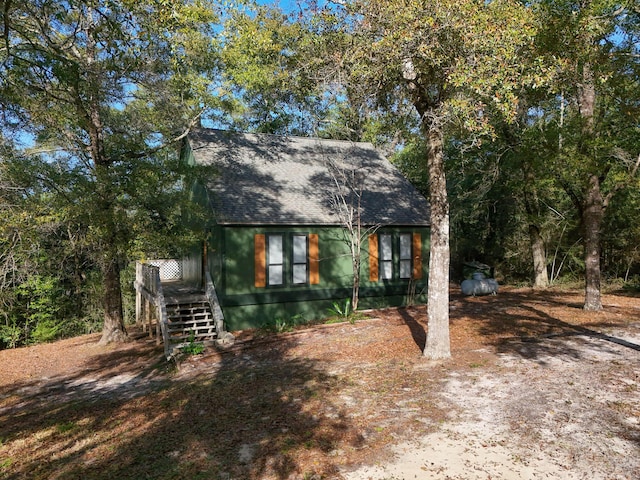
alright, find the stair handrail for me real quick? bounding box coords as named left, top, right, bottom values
left=134, top=261, right=172, bottom=358
left=204, top=268, right=234, bottom=346
left=155, top=273, right=171, bottom=359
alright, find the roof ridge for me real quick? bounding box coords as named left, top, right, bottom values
left=190, top=127, right=377, bottom=150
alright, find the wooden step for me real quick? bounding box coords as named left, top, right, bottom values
left=168, top=312, right=213, bottom=321
left=167, top=317, right=213, bottom=326
left=166, top=303, right=209, bottom=313
left=164, top=300, right=218, bottom=346
left=167, top=318, right=215, bottom=329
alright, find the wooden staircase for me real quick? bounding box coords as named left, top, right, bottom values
left=165, top=299, right=218, bottom=348
left=135, top=263, right=234, bottom=359
left=159, top=279, right=226, bottom=353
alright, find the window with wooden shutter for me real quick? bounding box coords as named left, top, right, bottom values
left=257, top=233, right=319, bottom=287
left=254, top=234, right=266, bottom=287
left=369, top=234, right=379, bottom=282
left=370, top=232, right=422, bottom=282
left=309, top=233, right=320, bottom=284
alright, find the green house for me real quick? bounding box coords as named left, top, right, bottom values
left=182, top=128, right=430, bottom=331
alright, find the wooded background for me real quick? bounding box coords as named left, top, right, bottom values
left=1, top=0, right=638, bottom=351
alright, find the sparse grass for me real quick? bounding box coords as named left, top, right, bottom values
left=324, top=311, right=369, bottom=325
left=180, top=333, right=205, bottom=355
left=55, top=421, right=77, bottom=434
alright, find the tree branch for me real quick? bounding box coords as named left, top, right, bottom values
left=2, top=0, right=11, bottom=58
left=603, top=152, right=640, bottom=210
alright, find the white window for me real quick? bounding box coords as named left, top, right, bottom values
left=377, top=232, right=414, bottom=281
left=267, top=235, right=283, bottom=286
left=380, top=233, right=393, bottom=280
left=292, top=235, right=308, bottom=284
left=265, top=233, right=310, bottom=286
left=399, top=233, right=412, bottom=279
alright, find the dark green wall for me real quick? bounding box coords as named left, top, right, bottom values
left=207, top=225, right=430, bottom=330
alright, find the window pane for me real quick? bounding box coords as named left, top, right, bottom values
left=269, top=265, right=283, bottom=285
left=400, top=260, right=411, bottom=279
left=380, top=234, right=392, bottom=261
left=293, top=264, right=307, bottom=284
left=268, top=235, right=283, bottom=264
left=381, top=260, right=393, bottom=279
left=293, top=235, right=307, bottom=263
left=400, top=234, right=412, bottom=260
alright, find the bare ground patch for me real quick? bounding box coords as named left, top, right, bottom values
left=1, top=286, right=639, bottom=479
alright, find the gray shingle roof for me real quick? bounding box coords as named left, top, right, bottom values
left=187, top=128, right=430, bottom=226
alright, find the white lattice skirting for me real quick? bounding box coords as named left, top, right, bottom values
left=148, top=259, right=182, bottom=281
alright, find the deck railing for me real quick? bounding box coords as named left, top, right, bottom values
left=204, top=269, right=234, bottom=345
left=134, top=259, right=233, bottom=358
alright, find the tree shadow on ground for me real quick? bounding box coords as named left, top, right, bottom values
left=449, top=287, right=640, bottom=453
left=449, top=288, right=640, bottom=364
left=0, top=333, right=166, bottom=417
left=398, top=307, right=426, bottom=352
left=0, top=334, right=361, bottom=479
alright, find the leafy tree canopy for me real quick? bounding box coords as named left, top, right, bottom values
left=0, top=0, right=223, bottom=343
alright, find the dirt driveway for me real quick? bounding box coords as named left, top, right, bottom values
left=345, top=321, right=640, bottom=479
left=1, top=286, right=639, bottom=479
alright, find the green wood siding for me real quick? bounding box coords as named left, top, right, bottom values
left=207, top=225, right=430, bottom=330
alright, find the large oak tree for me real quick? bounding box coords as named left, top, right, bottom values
left=326, top=0, right=541, bottom=358
left=0, top=0, right=220, bottom=343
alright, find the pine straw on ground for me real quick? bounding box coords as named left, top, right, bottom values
left=1, top=286, right=639, bottom=479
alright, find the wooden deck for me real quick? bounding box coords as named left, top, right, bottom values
left=161, top=279, right=206, bottom=305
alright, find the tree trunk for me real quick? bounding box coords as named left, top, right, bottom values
left=99, top=254, right=128, bottom=344
left=423, top=122, right=451, bottom=360
left=578, top=60, right=603, bottom=311
left=583, top=174, right=603, bottom=311
left=96, top=198, right=128, bottom=344
left=403, top=59, right=450, bottom=359
left=521, top=163, right=548, bottom=289
left=352, top=254, right=360, bottom=312
left=529, top=224, right=549, bottom=289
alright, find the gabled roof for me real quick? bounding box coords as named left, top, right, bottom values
left=187, top=128, right=430, bottom=227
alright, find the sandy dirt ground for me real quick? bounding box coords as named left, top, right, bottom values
left=1, top=286, right=639, bottom=479
left=344, top=326, right=640, bottom=480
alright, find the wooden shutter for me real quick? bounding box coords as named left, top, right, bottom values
left=254, top=234, right=266, bottom=287
left=369, top=234, right=379, bottom=282
left=309, top=233, right=320, bottom=285
left=412, top=232, right=423, bottom=280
